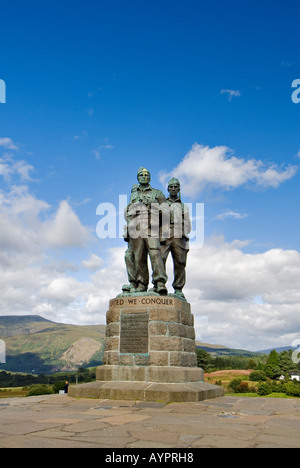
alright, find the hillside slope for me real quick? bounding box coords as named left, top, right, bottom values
left=196, top=340, right=260, bottom=356
left=0, top=316, right=106, bottom=373
left=0, top=316, right=265, bottom=374
left=0, top=315, right=54, bottom=337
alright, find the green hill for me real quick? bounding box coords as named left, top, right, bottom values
left=0, top=316, right=106, bottom=374
left=0, top=316, right=263, bottom=375
left=196, top=341, right=261, bottom=357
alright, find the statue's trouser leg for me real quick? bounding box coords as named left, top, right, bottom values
left=146, top=238, right=168, bottom=287
left=161, top=239, right=172, bottom=266
left=131, top=237, right=149, bottom=288
left=170, top=241, right=188, bottom=291
left=124, top=238, right=137, bottom=286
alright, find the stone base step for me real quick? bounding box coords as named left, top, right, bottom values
left=96, top=364, right=204, bottom=383
left=68, top=380, right=224, bottom=402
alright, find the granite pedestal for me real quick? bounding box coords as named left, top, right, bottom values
left=69, top=295, right=224, bottom=402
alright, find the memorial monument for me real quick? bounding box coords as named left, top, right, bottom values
left=69, top=168, right=224, bottom=401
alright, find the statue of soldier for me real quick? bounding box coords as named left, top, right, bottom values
left=160, top=177, right=191, bottom=300
left=122, top=167, right=168, bottom=295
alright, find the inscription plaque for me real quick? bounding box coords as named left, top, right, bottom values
left=111, top=297, right=174, bottom=308
left=120, top=313, right=149, bottom=354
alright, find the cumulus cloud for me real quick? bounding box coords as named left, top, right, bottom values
left=182, top=237, right=300, bottom=350
left=0, top=137, right=19, bottom=151
left=160, top=143, right=298, bottom=197
left=220, top=89, right=241, bottom=101
left=81, top=253, right=103, bottom=271
left=0, top=156, right=33, bottom=182
left=0, top=151, right=95, bottom=322
left=43, top=200, right=92, bottom=249
left=216, top=210, right=248, bottom=220
left=40, top=277, right=85, bottom=305
left=0, top=137, right=34, bottom=182
left=0, top=142, right=299, bottom=351
left=70, top=237, right=300, bottom=350
left=0, top=185, right=49, bottom=253
left=1, top=169, right=299, bottom=349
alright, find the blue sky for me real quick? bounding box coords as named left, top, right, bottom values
left=0, top=0, right=300, bottom=350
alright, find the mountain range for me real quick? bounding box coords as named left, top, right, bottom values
left=0, top=315, right=287, bottom=374
left=0, top=315, right=106, bottom=374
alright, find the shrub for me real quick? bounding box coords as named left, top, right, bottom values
left=283, top=381, right=300, bottom=397
left=270, top=380, right=284, bottom=393
left=228, top=378, right=243, bottom=393
left=235, top=381, right=250, bottom=393
left=258, top=382, right=272, bottom=396
left=215, top=380, right=223, bottom=387
left=26, top=384, right=54, bottom=396
left=53, top=380, right=66, bottom=394
left=249, top=370, right=267, bottom=382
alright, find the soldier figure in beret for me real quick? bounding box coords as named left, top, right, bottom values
left=123, top=167, right=168, bottom=295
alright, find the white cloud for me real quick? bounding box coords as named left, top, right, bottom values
left=220, top=89, right=241, bottom=101
left=1, top=172, right=299, bottom=349
left=92, top=150, right=101, bottom=160
left=56, top=237, right=300, bottom=350
left=40, top=277, right=84, bottom=305
left=0, top=185, right=91, bottom=254
left=0, top=154, right=95, bottom=322
left=0, top=147, right=299, bottom=351
left=92, top=144, right=114, bottom=160
left=182, top=237, right=300, bottom=350
left=0, top=185, right=50, bottom=253
left=160, top=143, right=298, bottom=197
left=0, top=156, right=34, bottom=182
left=70, top=237, right=300, bottom=350
left=0, top=137, right=19, bottom=151
left=43, top=200, right=92, bottom=249
left=81, top=253, right=103, bottom=271
left=216, top=210, right=248, bottom=220
left=0, top=136, right=33, bottom=182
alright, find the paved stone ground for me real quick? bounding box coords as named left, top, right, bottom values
left=0, top=394, right=299, bottom=448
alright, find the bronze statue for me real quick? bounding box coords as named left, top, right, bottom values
left=122, top=170, right=190, bottom=300
left=123, top=167, right=168, bottom=295
left=160, top=177, right=191, bottom=299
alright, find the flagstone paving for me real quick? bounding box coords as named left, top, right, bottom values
left=0, top=394, right=299, bottom=448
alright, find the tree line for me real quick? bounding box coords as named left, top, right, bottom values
left=196, top=348, right=300, bottom=376
left=0, top=367, right=96, bottom=388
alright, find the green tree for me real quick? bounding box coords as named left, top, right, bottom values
left=266, top=350, right=281, bottom=379
left=249, top=370, right=267, bottom=382
left=196, top=349, right=212, bottom=370
left=279, top=350, right=297, bottom=374
left=247, top=358, right=257, bottom=370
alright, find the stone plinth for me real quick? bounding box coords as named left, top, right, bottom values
left=99, top=295, right=201, bottom=381
left=69, top=295, right=224, bottom=402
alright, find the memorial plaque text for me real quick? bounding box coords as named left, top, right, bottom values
left=120, top=313, right=149, bottom=354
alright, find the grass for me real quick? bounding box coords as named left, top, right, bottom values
left=226, top=392, right=295, bottom=398
left=205, top=370, right=300, bottom=399
left=0, top=387, right=28, bottom=398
